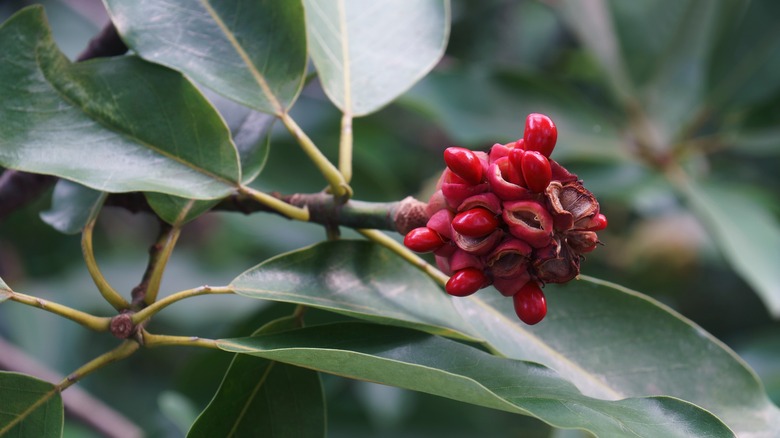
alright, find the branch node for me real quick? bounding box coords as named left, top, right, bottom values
left=109, top=313, right=136, bottom=339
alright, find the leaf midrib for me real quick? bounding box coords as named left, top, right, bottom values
left=34, top=41, right=238, bottom=190
left=198, top=0, right=285, bottom=116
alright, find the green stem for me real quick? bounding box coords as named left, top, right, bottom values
left=58, top=341, right=139, bottom=392
left=132, top=285, right=234, bottom=324
left=143, top=224, right=181, bottom=306
left=279, top=112, right=352, bottom=199
left=356, top=228, right=449, bottom=287
left=82, top=194, right=130, bottom=311
left=238, top=185, right=310, bottom=221
left=339, top=112, right=354, bottom=183
left=141, top=331, right=220, bottom=350
left=8, top=291, right=110, bottom=331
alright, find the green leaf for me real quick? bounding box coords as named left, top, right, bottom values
left=0, top=7, right=240, bottom=199
left=104, top=0, right=307, bottom=116
left=39, top=180, right=103, bottom=234
left=219, top=322, right=734, bottom=437
left=680, top=179, right=780, bottom=317
left=303, top=0, right=450, bottom=116
left=145, top=195, right=221, bottom=227
left=706, top=1, right=780, bottom=108
left=145, top=93, right=274, bottom=225
left=404, top=69, right=625, bottom=161
left=610, top=0, right=719, bottom=140
left=190, top=316, right=325, bottom=437
left=0, top=372, right=63, bottom=437
left=230, top=240, right=477, bottom=341
left=452, top=278, right=780, bottom=437
left=554, top=0, right=632, bottom=102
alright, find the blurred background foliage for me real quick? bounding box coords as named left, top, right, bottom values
left=1, top=0, right=779, bottom=436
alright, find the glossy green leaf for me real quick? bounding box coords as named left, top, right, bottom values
left=452, top=278, right=780, bottom=437
left=230, top=240, right=477, bottom=341
left=39, top=180, right=103, bottom=234
left=303, top=0, right=450, bottom=116
left=0, top=372, right=63, bottom=437
left=681, top=180, right=780, bottom=317
left=0, top=7, right=240, bottom=199
left=104, top=0, right=307, bottom=115
left=190, top=316, right=325, bottom=438
left=145, top=93, right=274, bottom=225
left=219, top=322, right=733, bottom=437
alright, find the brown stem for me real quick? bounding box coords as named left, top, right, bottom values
left=104, top=191, right=430, bottom=234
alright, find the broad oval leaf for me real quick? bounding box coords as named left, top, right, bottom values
left=39, top=180, right=103, bottom=234
left=104, top=0, right=307, bottom=116
left=190, top=316, right=325, bottom=437
left=453, top=278, right=780, bottom=437
left=0, top=372, right=63, bottom=437
left=229, top=240, right=477, bottom=341
left=680, top=179, right=780, bottom=317
left=145, top=92, right=274, bottom=225
left=304, top=0, right=450, bottom=116
left=0, top=7, right=240, bottom=199
left=219, top=322, right=734, bottom=438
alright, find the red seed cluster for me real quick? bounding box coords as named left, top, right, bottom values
left=404, top=114, right=607, bottom=325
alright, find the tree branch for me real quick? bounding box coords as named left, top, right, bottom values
left=104, top=191, right=430, bottom=234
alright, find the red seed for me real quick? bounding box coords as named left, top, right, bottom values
left=513, top=281, right=547, bottom=325
left=521, top=151, right=552, bottom=193
left=445, top=268, right=487, bottom=297
left=586, top=213, right=608, bottom=231
left=444, top=147, right=484, bottom=185
left=403, top=227, right=445, bottom=253
left=523, top=114, right=557, bottom=158
left=452, top=207, right=500, bottom=238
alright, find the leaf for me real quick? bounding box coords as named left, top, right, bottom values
left=39, top=180, right=103, bottom=234
left=190, top=316, right=325, bottom=437
left=452, top=278, right=780, bottom=437
left=303, top=0, right=450, bottom=116
left=0, top=7, right=240, bottom=199
left=145, top=91, right=274, bottom=225
left=0, top=276, right=9, bottom=303
left=612, top=0, right=719, bottom=140
left=230, top=240, right=477, bottom=341
left=403, top=69, right=625, bottom=161
left=219, top=322, right=734, bottom=438
left=145, top=195, right=221, bottom=227
left=680, top=179, right=780, bottom=317
left=104, top=0, right=307, bottom=116
left=706, top=1, right=780, bottom=108
left=554, top=0, right=632, bottom=102
left=0, top=372, right=63, bottom=437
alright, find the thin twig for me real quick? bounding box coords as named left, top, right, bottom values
left=7, top=290, right=110, bottom=332
left=141, top=331, right=220, bottom=350
left=131, top=285, right=234, bottom=324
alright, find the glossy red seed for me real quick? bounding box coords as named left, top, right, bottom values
left=523, top=114, right=557, bottom=158
left=403, top=227, right=445, bottom=253
left=586, top=213, right=608, bottom=231
left=513, top=282, right=547, bottom=325
left=444, top=147, right=484, bottom=185
left=520, top=151, right=552, bottom=193
left=445, top=268, right=487, bottom=297
left=452, top=207, right=500, bottom=238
